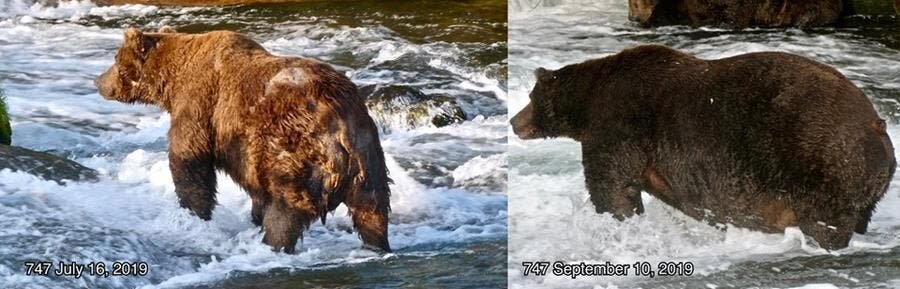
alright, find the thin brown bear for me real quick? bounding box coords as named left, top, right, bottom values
left=96, top=27, right=391, bottom=253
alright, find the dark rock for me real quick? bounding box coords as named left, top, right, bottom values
left=361, top=85, right=467, bottom=131
left=628, top=0, right=843, bottom=28
left=0, top=145, right=99, bottom=184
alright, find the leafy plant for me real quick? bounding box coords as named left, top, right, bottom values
left=0, top=86, right=10, bottom=145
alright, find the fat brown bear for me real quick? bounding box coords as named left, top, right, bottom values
left=511, top=44, right=895, bottom=250
left=96, top=27, right=391, bottom=253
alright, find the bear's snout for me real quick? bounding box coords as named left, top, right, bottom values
left=511, top=103, right=539, bottom=139
left=95, top=66, right=117, bottom=100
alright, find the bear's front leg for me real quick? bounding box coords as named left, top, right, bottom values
left=261, top=198, right=305, bottom=253
left=582, top=143, right=646, bottom=220
left=168, top=121, right=217, bottom=220
left=798, top=208, right=860, bottom=250
left=346, top=195, right=391, bottom=252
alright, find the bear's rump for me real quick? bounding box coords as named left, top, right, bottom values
left=647, top=115, right=890, bottom=231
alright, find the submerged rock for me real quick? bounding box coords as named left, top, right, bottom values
left=361, top=85, right=467, bottom=132
left=0, top=145, right=98, bottom=184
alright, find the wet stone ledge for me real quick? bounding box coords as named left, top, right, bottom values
left=0, top=145, right=98, bottom=184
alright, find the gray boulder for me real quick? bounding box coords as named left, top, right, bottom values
left=0, top=145, right=98, bottom=184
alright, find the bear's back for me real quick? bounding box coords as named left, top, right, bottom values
left=702, top=50, right=873, bottom=122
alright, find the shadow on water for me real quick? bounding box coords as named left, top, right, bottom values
left=186, top=240, right=507, bottom=289
left=82, top=0, right=507, bottom=68
left=618, top=15, right=900, bottom=49
left=839, top=15, right=900, bottom=50
left=31, top=0, right=509, bottom=96
left=632, top=247, right=900, bottom=289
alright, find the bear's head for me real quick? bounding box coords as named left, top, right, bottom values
left=95, top=27, right=175, bottom=104
left=628, top=0, right=658, bottom=23
left=511, top=67, right=583, bottom=140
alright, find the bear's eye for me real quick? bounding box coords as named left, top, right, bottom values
left=117, top=68, right=137, bottom=86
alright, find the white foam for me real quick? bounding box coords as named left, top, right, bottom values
left=263, top=24, right=507, bottom=122
left=0, top=0, right=159, bottom=21
left=452, top=153, right=507, bottom=190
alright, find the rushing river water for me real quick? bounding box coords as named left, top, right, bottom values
left=0, top=0, right=507, bottom=288
left=509, top=1, right=900, bottom=288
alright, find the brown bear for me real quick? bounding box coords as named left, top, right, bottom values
left=95, top=27, right=391, bottom=253
left=511, top=44, right=895, bottom=250
left=628, top=0, right=844, bottom=28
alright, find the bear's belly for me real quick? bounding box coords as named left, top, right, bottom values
left=214, top=135, right=262, bottom=193
left=645, top=160, right=799, bottom=233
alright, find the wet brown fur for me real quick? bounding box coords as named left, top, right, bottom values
left=96, top=28, right=391, bottom=253
left=511, top=44, right=896, bottom=250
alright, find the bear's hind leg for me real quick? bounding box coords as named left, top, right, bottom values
left=346, top=198, right=391, bottom=252
left=798, top=210, right=858, bottom=250
left=262, top=199, right=308, bottom=253
left=853, top=203, right=876, bottom=234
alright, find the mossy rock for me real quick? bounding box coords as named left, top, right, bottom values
left=0, top=145, right=99, bottom=184
left=0, top=88, right=10, bottom=146
left=362, top=85, right=467, bottom=131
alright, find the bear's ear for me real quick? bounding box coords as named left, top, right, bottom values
left=124, top=27, right=143, bottom=44
left=158, top=26, right=176, bottom=33
left=124, top=27, right=160, bottom=59
left=534, top=67, right=552, bottom=81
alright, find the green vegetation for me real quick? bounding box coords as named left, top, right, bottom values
left=0, top=86, right=10, bottom=145
left=850, top=0, right=899, bottom=15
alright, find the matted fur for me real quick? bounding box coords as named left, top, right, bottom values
left=96, top=27, right=391, bottom=253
